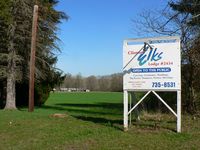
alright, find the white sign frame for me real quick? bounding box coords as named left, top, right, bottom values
left=123, top=36, right=181, bottom=91
left=123, top=36, right=181, bottom=132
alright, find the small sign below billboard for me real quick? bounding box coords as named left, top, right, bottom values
left=123, top=36, right=181, bottom=91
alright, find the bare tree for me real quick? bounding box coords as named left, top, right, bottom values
left=62, top=73, right=73, bottom=88
left=110, top=73, right=123, bottom=92
left=74, top=73, right=84, bottom=89
left=98, top=76, right=110, bottom=91
left=132, top=2, right=199, bottom=113
left=86, top=76, right=98, bottom=91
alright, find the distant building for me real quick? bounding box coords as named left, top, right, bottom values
left=58, top=88, right=90, bottom=92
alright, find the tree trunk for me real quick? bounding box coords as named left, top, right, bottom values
left=5, top=62, right=16, bottom=110
left=4, top=23, right=17, bottom=110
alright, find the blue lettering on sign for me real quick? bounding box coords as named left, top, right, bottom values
left=137, top=48, right=163, bottom=66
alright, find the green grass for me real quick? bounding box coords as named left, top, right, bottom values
left=0, top=92, right=200, bottom=150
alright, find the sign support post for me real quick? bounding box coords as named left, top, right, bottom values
left=177, top=90, right=181, bottom=132
left=123, top=90, right=128, bottom=131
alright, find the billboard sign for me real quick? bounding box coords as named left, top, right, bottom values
left=123, top=36, right=181, bottom=91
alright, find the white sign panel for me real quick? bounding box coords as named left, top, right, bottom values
left=123, top=36, right=181, bottom=91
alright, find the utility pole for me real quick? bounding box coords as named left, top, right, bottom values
left=29, top=5, right=39, bottom=112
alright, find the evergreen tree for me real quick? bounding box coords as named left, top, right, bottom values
left=0, top=0, right=68, bottom=109
left=170, top=0, right=200, bottom=113
left=170, top=0, right=200, bottom=27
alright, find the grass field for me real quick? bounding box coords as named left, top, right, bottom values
left=0, top=92, right=200, bottom=150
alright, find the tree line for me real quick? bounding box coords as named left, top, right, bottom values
left=59, top=73, right=123, bottom=92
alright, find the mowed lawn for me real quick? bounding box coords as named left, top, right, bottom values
left=0, top=92, right=200, bottom=150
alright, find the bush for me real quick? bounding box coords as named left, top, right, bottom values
left=15, top=82, right=51, bottom=107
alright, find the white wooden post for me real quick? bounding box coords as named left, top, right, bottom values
left=177, top=90, right=181, bottom=132
left=129, top=93, right=132, bottom=126
left=124, top=90, right=128, bottom=131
